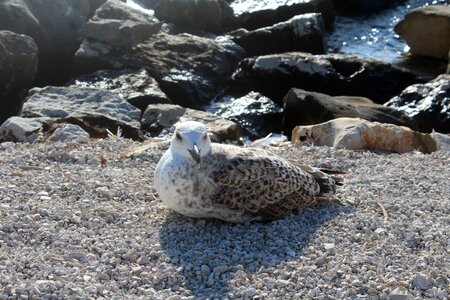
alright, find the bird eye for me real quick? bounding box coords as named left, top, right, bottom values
left=176, top=132, right=183, bottom=141
left=202, top=133, right=208, bottom=140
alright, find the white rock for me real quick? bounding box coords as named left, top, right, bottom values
left=324, top=243, right=336, bottom=251
left=0, top=116, right=43, bottom=143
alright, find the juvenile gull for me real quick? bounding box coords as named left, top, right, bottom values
left=154, top=121, right=343, bottom=223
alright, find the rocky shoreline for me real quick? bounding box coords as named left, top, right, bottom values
left=0, top=0, right=449, bottom=299
left=0, top=0, right=449, bottom=147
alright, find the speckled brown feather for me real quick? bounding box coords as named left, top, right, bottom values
left=203, top=144, right=339, bottom=221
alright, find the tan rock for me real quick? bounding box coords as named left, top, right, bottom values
left=142, top=103, right=242, bottom=143
left=395, top=5, right=450, bottom=59
left=292, top=117, right=438, bottom=154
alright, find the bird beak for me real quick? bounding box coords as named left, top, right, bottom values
left=188, top=144, right=201, bottom=164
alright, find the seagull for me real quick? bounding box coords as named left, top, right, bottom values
left=154, top=121, right=343, bottom=223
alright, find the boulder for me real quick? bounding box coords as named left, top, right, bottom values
left=283, top=88, right=419, bottom=135
left=80, top=0, right=161, bottom=47
left=0, top=30, right=38, bottom=124
left=229, top=0, right=335, bottom=31
left=205, top=91, right=283, bottom=139
left=292, top=118, right=438, bottom=154
left=20, top=86, right=142, bottom=139
left=231, top=13, right=326, bottom=57
left=231, top=52, right=426, bottom=105
left=155, top=0, right=236, bottom=33
left=67, top=68, right=171, bottom=111
left=395, top=5, right=450, bottom=60
left=0, top=0, right=90, bottom=83
left=47, top=124, right=90, bottom=143
left=384, top=74, right=450, bottom=133
left=0, top=116, right=44, bottom=143
left=142, top=103, right=242, bottom=142
left=75, top=32, right=245, bottom=108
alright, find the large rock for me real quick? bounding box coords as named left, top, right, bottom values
left=0, top=116, right=44, bottom=143
left=283, top=88, right=419, bottom=135
left=142, top=103, right=242, bottom=142
left=229, top=0, right=335, bottom=31
left=75, top=32, right=245, bottom=108
left=231, top=13, right=326, bottom=57
left=0, top=30, right=38, bottom=124
left=155, top=0, right=236, bottom=33
left=232, top=52, right=426, bottom=105
left=384, top=74, right=450, bottom=133
left=20, top=86, right=142, bottom=139
left=205, top=91, right=283, bottom=139
left=67, top=68, right=171, bottom=111
left=395, top=5, right=450, bottom=60
left=80, top=0, right=161, bottom=47
left=0, top=0, right=90, bottom=83
left=292, top=117, right=438, bottom=154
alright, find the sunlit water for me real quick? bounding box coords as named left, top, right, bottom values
left=328, top=0, right=449, bottom=62
left=230, top=0, right=308, bottom=14
left=126, top=0, right=154, bottom=15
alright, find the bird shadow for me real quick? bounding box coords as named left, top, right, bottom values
left=158, top=201, right=352, bottom=299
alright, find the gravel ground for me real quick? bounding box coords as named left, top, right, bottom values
left=0, top=139, right=448, bottom=299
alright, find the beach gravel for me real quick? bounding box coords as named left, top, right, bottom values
left=0, top=139, right=448, bottom=299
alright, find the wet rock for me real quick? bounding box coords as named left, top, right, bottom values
left=292, top=117, right=438, bottom=154
left=155, top=0, right=236, bottom=33
left=0, top=30, right=38, bottom=123
left=0, top=116, right=44, bottom=143
left=80, top=0, right=162, bottom=47
left=384, top=74, right=449, bottom=133
left=20, top=86, right=141, bottom=139
left=231, top=13, right=326, bottom=57
left=229, top=0, right=335, bottom=31
left=395, top=5, right=450, bottom=60
left=0, top=0, right=90, bottom=83
left=142, top=103, right=242, bottom=142
left=204, top=92, right=282, bottom=139
left=47, top=124, right=90, bottom=143
left=283, top=88, right=419, bottom=135
left=232, top=52, right=426, bottom=105
left=67, top=68, right=171, bottom=111
left=75, top=32, right=245, bottom=108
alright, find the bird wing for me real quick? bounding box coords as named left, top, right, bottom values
left=208, top=149, right=322, bottom=220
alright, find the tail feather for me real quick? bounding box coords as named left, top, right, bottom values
left=288, top=160, right=345, bottom=195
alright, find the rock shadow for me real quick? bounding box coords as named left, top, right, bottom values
left=158, top=201, right=350, bottom=299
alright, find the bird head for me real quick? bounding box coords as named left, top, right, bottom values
left=170, top=121, right=212, bottom=164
